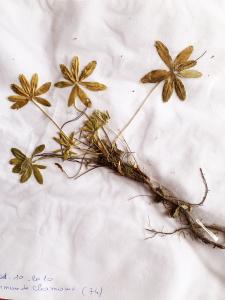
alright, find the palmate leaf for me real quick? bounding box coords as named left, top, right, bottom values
left=10, top=145, right=46, bottom=184
left=55, top=56, right=107, bottom=108
left=9, top=74, right=52, bottom=109
left=141, top=40, right=202, bottom=102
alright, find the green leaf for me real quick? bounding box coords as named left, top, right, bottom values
left=179, top=69, right=202, bottom=78
left=11, top=148, right=26, bottom=160
left=34, top=164, right=47, bottom=169
left=12, top=164, right=21, bottom=173
left=20, top=166, right=32, bottom=183
left=32, top=144, right=45, bottom=157
left=32, top=166, right=43, bottom=184
left=9, top=158, right=21, bottom=165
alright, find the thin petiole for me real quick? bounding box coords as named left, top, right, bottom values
left=31, top=99, right=64, bottom=133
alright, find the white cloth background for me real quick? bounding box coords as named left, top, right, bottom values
left=0, top=0, right=225, bottom=299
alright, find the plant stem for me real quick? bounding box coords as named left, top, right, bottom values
left=114, top=82, right=160, bottom=141
left=31, top=99, right=63, bottom=133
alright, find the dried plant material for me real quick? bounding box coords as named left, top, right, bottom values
left=141, top=70, right=169, bottom=83
left=174, top=45, right=193, bottom=66
left=82, top=110, right=110, bottom=137
left=77, top=85, right=91, bottom=107
left=55, top=56, right=107, bottom=107
left=162, top=77, right=174, bottom=102
left=174, top=77, right=186, bottom=101
left=53, top=131, right=77, bottom=160
left=8, top=74, right=51, bottom=109
left=6, top=51, right=225, bottom=250
left=141, top=41, right=202, bottom=101
left=179, top=70, right=202, bottom=78
left=10, top=145, right=46, bottom=184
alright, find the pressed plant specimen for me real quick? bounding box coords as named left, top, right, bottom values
left=7, top=43, right=225, bottom=249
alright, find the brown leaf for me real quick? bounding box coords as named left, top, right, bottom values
left=79, top=61, right=97, bottom=81
left=162, top=76, right=174, bottom=102
left=155, top=41, right=173, bottom=68
left=141, top=70, right=170, bottom=83
left=117, top=161, right=124, bottom=175
left=19, top=74, right=30, bottom=94
left=35, top=97, right=51, bottom=107
left=175, top=77, right=186, bottom=100
left=10, top=84, right=28, bottom=96
left=11, top=100, right=28, bottom=109
left=35, top=82, right=51, bottom=96
left=68, top=85, right=78, bottom=107
left=79, top=81, right=107, bottom=91
left=8, top=95, right=27, bottom=102
left=179, top=69, right=202, bottom=78
left=174, top=46, right=193, bottom=67
left=77, top=85, right=92, bottom=107
left=30, top=73, right=38, bottom=94
left=172, top=207, right=180, bottom=218
left=176, top=60, right=197, bottom=71
left=71, top=56, right=79, bottom=81
left=32, top=166, right=44, bottom=184
left=54, top=81, right=73, bottom=88
left=60, top=64, right=75, bottom=82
